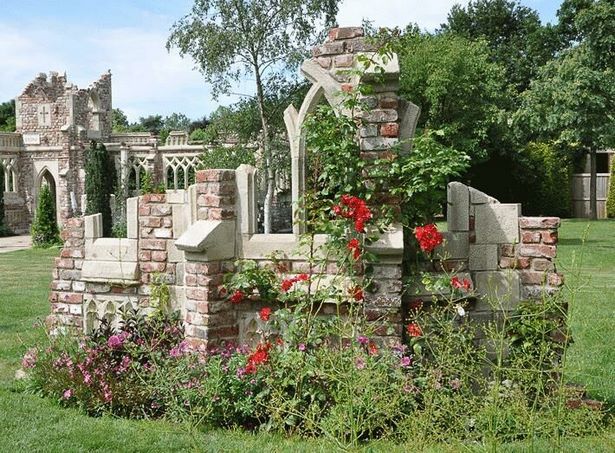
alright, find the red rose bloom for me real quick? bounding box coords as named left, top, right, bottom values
left=351, top=286, right=364, bottom=301
left=347, top=238, right=361, bottom=260
left=259, top=307, right=272, bottom=321
left=414, top=224, right=443, bottom=253
left=406, top=323, right=422, bottom=337
left=332, top=195, right=373, bottom=233
left=281, top=279, right=294, bottom=292
left=451, top=276, right=472, bottom=291
left=229, top=290, right=245, bottom=304
left=297, top=273, right=309, bottom=282
left=245, top=342, right=272, bottom=374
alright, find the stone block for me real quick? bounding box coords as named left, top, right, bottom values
left=175, top=220, right=235, bottom=260
left=469, top=187, right=498, bottom=205
left=167, top=241, right=185, bottom=263
left=447, top=182, right=469, bottom=231
left=518, top=244, right=556, bottom=258
left=475, top=204, right=520, bottom=244
left=81, top=260, right=139, bottom=283
left=469, top=244, right=498, bottom=271
left=165, top=189, right=187, bottom=204
left=126, top=197, right=138, bottom=239
left=361, top=109, right=398, bottom=123
left=360, top=136, right=398, bottom=151
left=84, top=213, right=102, bottom=239
left=172, top=204, right=190, bottom=239
left=85, top=238, right=138, bottom=262
left=359, top=124, right=378, bottom=137
left=439, top=232, right=469, bottom=259
left=473, top=271, right=521, bottom=311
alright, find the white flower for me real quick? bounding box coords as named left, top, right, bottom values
left=455, top=304, right=466, bottom=317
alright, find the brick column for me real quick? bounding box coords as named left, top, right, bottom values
left=137, top=194, right=175, bottom=305
left=48, top=217, right=85, bottom=332
left=183, top=169, right=237, bottom=348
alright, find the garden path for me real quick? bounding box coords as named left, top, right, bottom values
left=0, top=235, right=31, bottom=254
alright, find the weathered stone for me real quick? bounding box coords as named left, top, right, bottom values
left=519, top=217, right=560, bottom=229
left=473, top=271, right=521, bottom=311
left=447, top=182, right=470, bottom=232
left=475, top=204, right=520, bottom=244
left=360, top=136, right=398, bottom=151
left=469, top=244, right=498, bottom=271
left=361, top=109, right=398, bottom=123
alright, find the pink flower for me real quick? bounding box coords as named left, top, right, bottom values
left=298, top=343, right=306, bottom=352
left=62, top=389, right=73, bottom=400
left=21, top=348, right=37, bottom=369
left=355, top=357, right=366, bottom=370
left=400, top=356, right=412, bottom=368
left=357, top=335, right=369, bottom=345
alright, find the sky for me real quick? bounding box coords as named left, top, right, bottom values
left=0, top=0, right=562, bottom=122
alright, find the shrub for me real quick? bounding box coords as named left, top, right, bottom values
left=31, top=184, right=60, bottom=247
left=607, top=157, right=615, bottom=218
left=84, top=141, right=115, bottom=236
left=518, top=142, right=572, bottom=217
left=199, top=145, right=256, bottom=170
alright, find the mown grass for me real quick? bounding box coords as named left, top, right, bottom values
left=1, top=221, right=614, bottom=452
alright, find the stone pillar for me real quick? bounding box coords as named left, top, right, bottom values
left=183, top=169, right=237, bottom=348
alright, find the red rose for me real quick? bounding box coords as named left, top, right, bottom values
left=414, top=224, right=443, bottom=253
left=229, top=290, right=245, bottom=304
left=406, top=323, right=422, bottom=337
left=297, top=273, right=309, bottom=282
left=259, top=307, right=272, bottom=321
left=351, top=286, right=364, bottom=301
left=281, top=279, right=294, bottom=292
left=451, top=276, right=471, bottom=291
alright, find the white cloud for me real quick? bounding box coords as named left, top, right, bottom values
left=336, top=0, right=469, bottom=31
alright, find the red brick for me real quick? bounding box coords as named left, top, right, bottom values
left=380, top=122, right=399, bottom=137
left=548, top=273, right=564, bottom=287
left=207, top=208, right=235, bottom=220
left=328, top=26, right=364, bottom=41
left=55, top=258, right=74, bottom=269
left=207, top=325, right=239, bottom=339
left=316, top=57, right=331, bottom=69
left=61, top=248, right=84, bottom=259
left=334, top=54, right=354, bottom=68
left=379, top=96, right=398, bottom=109
left=185, top=262, right=221, bottom=274
left=140, top=262, right=166, bottom=273
left=532, top=258, right=554, bottom=272
left=139, top=250, right=152, bottom=261
left=138, top=206, right=151, bottom=216
left=186, top=288, right=207, bottom=301
left=141, top=217, right=161, bottom=228
left=519, top=217, right=560, bottom=229
left=151, top=251, right=168, bottom=262
left=519, top=244, right=556, bottom=258
left=140, top=239, right=166, bottom=250
left=500, top=244, right=516, bottom=257
left=196, top=169, right=235, bottom=183
left=65, top=218, right=84, bottom=228
left=58, top=292, right=83, bottom=304
left=542, top=230, right=558, bottom=245
left=150, top=205, right=172, bottom=216
left=141, top=193, right=166, bottom=203
left=521, top=231, right=541, bottom=244
left=185, top=274, right=198, bottom=287
left=520, top=271, right=547, bottom=285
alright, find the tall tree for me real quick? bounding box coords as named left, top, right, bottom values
left=167, top=0, right=339, bottom=233
left=0, top=100, right=16, bottom=132
left=112, top=108, right=130, bottom=132
left=31, top=184, right=60, bottom=246
left=85, top=141, right=116, bottom=236
left=441, top=0, right=559, bottom=93
left=515, top=0, right=615, bottom=219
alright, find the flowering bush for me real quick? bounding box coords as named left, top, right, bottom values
left=414, top=223, right=444, bottom=254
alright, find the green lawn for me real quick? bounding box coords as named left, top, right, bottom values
left=1, top=222, right=614, bottom=452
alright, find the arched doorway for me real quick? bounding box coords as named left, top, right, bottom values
left=37, top=168, right=58, bottom=223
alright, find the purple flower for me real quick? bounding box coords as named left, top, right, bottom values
left=357, top=335, right=369, bottom=345
left=169, top=341, right=188, bottom=358
left=298, top=343, right=306, bottom=352
left=236, top=367, right=246, bottom=379
left=62, top=389, right=73, bottom=400
left=107, top=335, right=124, bottom=349
left=400, top=356, right=412, bottom=368
left=355, top=357, right=366, bottom=370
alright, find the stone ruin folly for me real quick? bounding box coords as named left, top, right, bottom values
left=46, top=27, right=564, bottom=347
